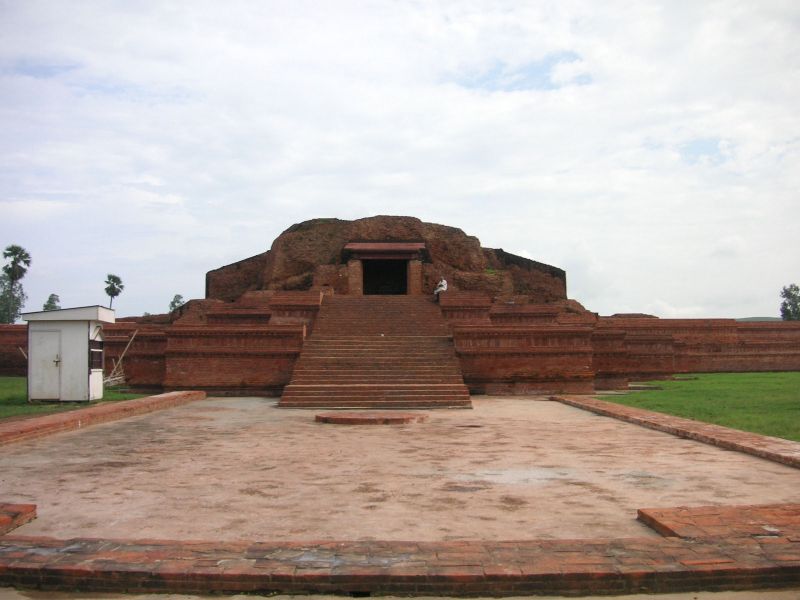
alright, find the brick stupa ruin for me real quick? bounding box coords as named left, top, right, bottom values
left=2, top=215, right=799, bottom=408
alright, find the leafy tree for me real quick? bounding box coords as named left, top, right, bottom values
left=104, top=274, right=124, bottom=308
left=780, top=283, right=800, bottom=320
left=1, top=245, right=31, bottom=323
left=43, top=293, right=61, bottom=311
left=0, top=274, right=26, bottom=323
left=169, top=294, right=185, bottom=312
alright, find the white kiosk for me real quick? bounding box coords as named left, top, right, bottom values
left=23, top=306, right=115, bottom=402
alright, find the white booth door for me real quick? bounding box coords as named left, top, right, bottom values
left=30, top=330, right=61, bottom=400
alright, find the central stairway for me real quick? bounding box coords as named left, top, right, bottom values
left=278, top=296, right=472, bottom=409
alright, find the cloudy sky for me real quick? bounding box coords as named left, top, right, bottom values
left=1, top=1, right=798, bottom=319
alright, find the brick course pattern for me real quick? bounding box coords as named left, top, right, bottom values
left=551, top=395, right=800, bottom=469
left=0, top=391, right=206, bottom=446
left=3, top=294, right=800, bottom=396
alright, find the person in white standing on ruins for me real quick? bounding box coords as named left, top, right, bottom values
left=434, top=276, right=447, bottom=302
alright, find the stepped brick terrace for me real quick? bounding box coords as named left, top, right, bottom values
left=2, top=216, right=800, bottom=398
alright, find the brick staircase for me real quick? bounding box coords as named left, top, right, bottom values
left=278, top=296, right=471, bottom=409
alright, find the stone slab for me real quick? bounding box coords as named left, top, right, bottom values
left=315, top=411, right=429, bottom=425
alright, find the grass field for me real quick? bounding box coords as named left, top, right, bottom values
left=605, top=372, right=800, bottom=442
left=0, top=377, right=146, bottom=421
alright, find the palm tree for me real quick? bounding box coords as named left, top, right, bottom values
left=2, top=245, right=31, bottom=284
left=1, top=245, right=31, bottom=323
left=104, top=274, right=124, bottom=308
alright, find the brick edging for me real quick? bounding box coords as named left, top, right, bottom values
left=0, top=504, right=36, bottom=535
left=0, top=533, right=798, bottom=596
left=0, top=391, right=206, bottom=447
left=550, top=395, right=800, bottom=469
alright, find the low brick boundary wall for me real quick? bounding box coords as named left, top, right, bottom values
left=0, top=391, right=206, bottom=446
left=551, top=395, right=800, bottom=469
left=0, top=529, right=798, bottom=595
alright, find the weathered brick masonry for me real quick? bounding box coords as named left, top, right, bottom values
left=3, top=296, right=799, bottom=395
left=39, top=292, right=793, bottom=396
left=2, top=216, right=798, bottom=393
left=0, top=325, right=26, bottom=376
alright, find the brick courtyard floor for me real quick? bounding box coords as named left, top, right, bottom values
left=1, top=396, right=799, bottom=595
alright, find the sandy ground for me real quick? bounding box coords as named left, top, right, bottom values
left=1, top=397, right=799, bottom=541
left=2, top=589, right=800, bottom=600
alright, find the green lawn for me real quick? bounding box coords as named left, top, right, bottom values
left=0, top=377, right=146, bottom=421
left=604, top=372, right=800, bottom=442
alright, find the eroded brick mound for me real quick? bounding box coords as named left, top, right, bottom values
left=206, top=216, right=566, bottom=302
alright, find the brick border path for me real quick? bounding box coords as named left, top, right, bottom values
left=0, top=515, right=799, bottom=596
left=0, top=391, right=206, bottom=446
left=551, top=395, right=800, bottom=469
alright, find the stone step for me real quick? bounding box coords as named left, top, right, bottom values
left=294, top=357, right=459, bottom=364
left=294, top=366, right=460, bottom=371
left=287, top=376, right=462, bottom=389
left=283, top=385, right=469, bottom=393
left=280, top=401, right=471, bottom=409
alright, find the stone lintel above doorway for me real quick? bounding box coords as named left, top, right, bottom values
left=343, top=242, right=426, bottom=261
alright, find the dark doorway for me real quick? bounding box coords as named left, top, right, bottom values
left=363, top=260, right=407, bottom=295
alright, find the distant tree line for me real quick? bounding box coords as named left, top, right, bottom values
left=1, top=244, right=129, bottom=322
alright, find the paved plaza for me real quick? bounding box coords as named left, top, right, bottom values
left=2, top=397, right=799, bottom=542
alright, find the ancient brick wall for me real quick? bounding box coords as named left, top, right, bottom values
left=3, top=293, right=799, bottom=395
left=163, top=326, right=304, bottom=394
left=489, top=304, right=560, bottom=326
left=595, top=318, right=800, bottom=382
left=453, top=325, right=595, bottom=394
left=591, top=329, right=628, bottom=389
left=439, top=292, right=492, bottom=325
left=104, top=324, right=167, bottom=391
left=0, top=325, right=26, bottom=376
left=206, top=252, right=268, bottom=301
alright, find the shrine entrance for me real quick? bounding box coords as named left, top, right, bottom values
left=343, top=242, right=426, bottom=296
left=363, top=259, right=408, bottom=295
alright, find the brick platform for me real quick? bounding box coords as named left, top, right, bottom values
left=0, top=391, right=206, bottom=446
left=315, top=411, right=428, bottom=425
left=552, top=395, right=800, bottom=469
left=0, top=504, right=35, bottom=536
